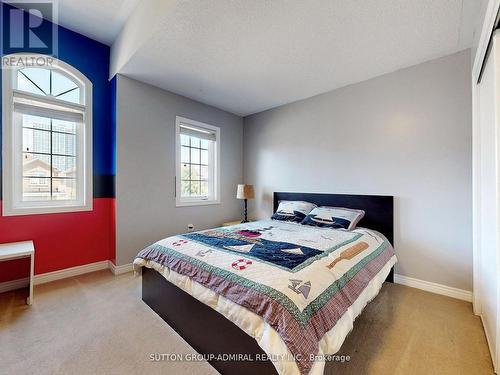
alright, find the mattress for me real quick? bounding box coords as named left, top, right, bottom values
left=134, top=219, right=397, bottom=375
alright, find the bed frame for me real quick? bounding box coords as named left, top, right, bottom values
left=142, top=192, right=394, bottom=374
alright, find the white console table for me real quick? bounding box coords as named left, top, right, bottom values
left=0, top=241, right=35, bottom=305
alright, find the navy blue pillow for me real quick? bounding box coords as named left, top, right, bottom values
left=301, top=207, right=365, bottom=230
left=271, top=201, right=317, bottom=223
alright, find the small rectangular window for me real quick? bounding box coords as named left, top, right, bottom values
left=175, top=116, right=220, bottom=206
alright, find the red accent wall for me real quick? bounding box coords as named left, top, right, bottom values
left=0, top=7, right=116, bottom=285
left=0, top=198, right=115, bottom=283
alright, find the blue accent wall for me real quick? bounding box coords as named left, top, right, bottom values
left=0, top=2, right=115, bottom=198
left=110, top=76, right=117, bottom=176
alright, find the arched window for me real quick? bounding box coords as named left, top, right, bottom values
left=2, top=55, right=92, bottom=215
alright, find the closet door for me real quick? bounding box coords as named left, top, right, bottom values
left=476, top=30, right=500, bottom=371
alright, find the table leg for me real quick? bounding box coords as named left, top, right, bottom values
left=27, top=253, right=34, bottom=305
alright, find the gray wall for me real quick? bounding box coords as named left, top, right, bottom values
left=116, top=75, right=243, bottom=265
left=243, top=50, right=472, bottom=291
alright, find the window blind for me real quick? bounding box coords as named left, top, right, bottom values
left=13, top=90, right=84, bottom=123
left=179, top=123, right=216, bottom=141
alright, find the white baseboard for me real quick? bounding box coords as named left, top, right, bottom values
left=1, top=263, right=472, bottom=304
left=394, top=273, right=472, bottom=302
left=0, top=260, right=110, bottom=293
left=108, top=261, right=134, bottom=275
left=0, top=277, right=29, bottom=294
left=34, top=260, right=109, bottom=285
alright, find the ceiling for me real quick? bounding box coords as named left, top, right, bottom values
left=58, top=0, right=484, bottom=116
left=56, top=0, right=140, bottom=45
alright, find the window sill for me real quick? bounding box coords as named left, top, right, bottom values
left=2, top=203, right=93, bottom=217
left=175, top=199, right=220, bottom=208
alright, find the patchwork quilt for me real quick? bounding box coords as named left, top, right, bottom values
left=134, top=219, right=396, bottom=375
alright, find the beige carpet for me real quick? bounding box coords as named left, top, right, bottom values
left=0, top=270, right=493, bottom=375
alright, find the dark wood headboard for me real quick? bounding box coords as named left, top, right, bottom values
left=273, top=192, right=394, bottom=246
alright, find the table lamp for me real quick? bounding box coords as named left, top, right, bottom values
left=236, top=184, right=255, bottom=222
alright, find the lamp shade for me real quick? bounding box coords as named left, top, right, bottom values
left=236, top=184, right=255, bottom=200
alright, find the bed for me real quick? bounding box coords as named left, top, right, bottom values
left=134, top=192, right=396, bottom=375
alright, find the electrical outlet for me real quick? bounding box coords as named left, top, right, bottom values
left=187, top=224, right=194, bottom=232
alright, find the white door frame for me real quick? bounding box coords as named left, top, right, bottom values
left=472, top=0, right=500, bottom=316
left=472, top=0, right=500, bottom=371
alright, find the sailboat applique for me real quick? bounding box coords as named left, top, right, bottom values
left=225, top=244, right=254, bottom=253
left=288, top=279, right=312, bottom=299
left=196, top=249, right=213, bottom=257
left=281, top=247, right=305, bottom=255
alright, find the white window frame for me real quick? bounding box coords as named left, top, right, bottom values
left=175, top=116, right=220, bottom=207
left=2, top=54, right=93, bottom=216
